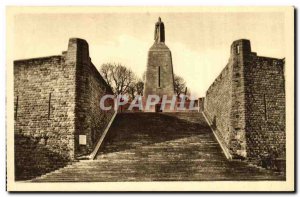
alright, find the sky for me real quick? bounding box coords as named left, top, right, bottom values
left=13, top=11, right=285, bottom=97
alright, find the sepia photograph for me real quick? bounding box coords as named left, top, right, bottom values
left=6, top=6, right=294, bottom=191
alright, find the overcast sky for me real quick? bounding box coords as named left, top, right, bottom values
left=13, top=11, right=285, bottom=97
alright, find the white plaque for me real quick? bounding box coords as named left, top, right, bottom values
left=79, top=135, right=86, bottom=145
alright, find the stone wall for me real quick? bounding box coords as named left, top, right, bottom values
left=204, top=39, right=285, bottom=169
left=14, top=38, right=114, bottom=180
left=204, top=56, right=236, bottom=157
left=69, top=39, right=114, bottom=157
left=14, top=55, right=76, bottom=180
left=244, top=55, right=286, bottom=168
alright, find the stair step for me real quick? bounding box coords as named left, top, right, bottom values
left=32, top=112, right=285, bottom=182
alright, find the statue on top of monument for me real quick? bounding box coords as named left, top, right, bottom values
left=154, top=17, right=165, bottom=43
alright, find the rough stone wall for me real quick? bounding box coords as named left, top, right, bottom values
left=14, top=55, right=76, bottom=180
left=14, top=38, right=114, bottom=180
left=228, top=40, right=249, bottom=158
left=70, top=39, right=114, bottom=157
left=144, top=43, right=175, bottom=103
left=204, top=39, right=285, bottom=168
left=204, top=59, right=235, bottom=156
left=14, top=55, right=76, bottom=158
left=244, top=55, right=286, bottom=166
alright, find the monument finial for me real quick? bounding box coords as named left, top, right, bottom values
left=154, top=17, right=165, bottom=43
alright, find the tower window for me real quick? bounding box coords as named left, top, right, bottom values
left=158, top=66, right=161, bottom=87
left=237, top=45, right=240, bottom=54
left=48, top=93, right=51, bottom=119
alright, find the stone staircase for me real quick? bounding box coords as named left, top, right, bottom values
left=32, top=112, right=284, bottom=182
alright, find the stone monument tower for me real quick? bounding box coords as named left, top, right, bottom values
left=143, top=17, right=175, bottom=111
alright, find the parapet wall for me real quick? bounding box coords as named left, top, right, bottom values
left=204, top=39, right=285, bottom=169
left=14, top=38, right=114, bottom=180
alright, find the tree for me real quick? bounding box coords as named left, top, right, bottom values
left=100, top=63, right=188, bottom=99
left=135, top=80, right=144, bottom=96
left=127, top=79, right=144, bottom=99
left=100, top=63, right=136, bottom=96
left=127, top=84, right=136, bottom=100
left=174, top=74, right=189, bottom=97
